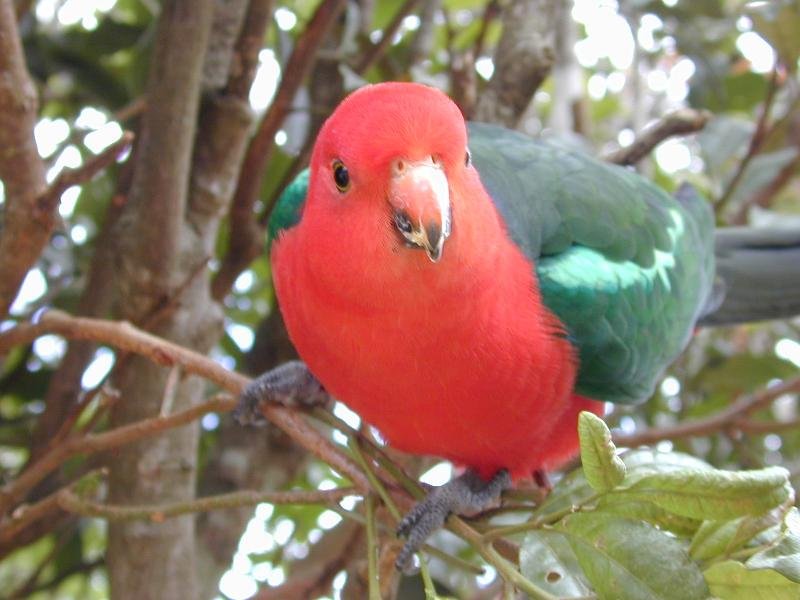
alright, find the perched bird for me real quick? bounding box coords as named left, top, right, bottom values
left=237, top=82, right=800, bottom=570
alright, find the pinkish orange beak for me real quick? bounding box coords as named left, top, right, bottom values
left=388, top=156, right=451, bottom=262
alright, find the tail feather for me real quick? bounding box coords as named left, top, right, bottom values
left=700, top=227, right=800, bottom=326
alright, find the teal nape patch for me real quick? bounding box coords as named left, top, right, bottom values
left=267, top=169, right=310, bottom=246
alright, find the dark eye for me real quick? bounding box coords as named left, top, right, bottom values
left=332, top=160, right=350, bottom=192
left=465, top=148, right=472, bottom=167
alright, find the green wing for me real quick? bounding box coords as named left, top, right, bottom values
left=469, top=123, right=715, bottom=404
left=268, top=123, right=716, bottom=405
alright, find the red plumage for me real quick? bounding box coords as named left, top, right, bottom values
left=272, top=83, right=603, bottom=480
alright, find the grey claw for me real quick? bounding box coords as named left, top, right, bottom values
left=233, top=384, right=270, bottom=426
left=234, top=361, right=327, bottom=427
left=395, top=469, right=511, bottom=572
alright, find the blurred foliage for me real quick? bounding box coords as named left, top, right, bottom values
left=0, top=0, right=799, bottom=599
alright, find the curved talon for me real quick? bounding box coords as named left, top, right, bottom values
left=395, top=469, right=511, bottom=572
left=233, top=384, right=270, bottom=426
left=234, top=360, right=328, bottom=427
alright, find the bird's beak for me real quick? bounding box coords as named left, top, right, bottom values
left=389, top=156, right=451, bottom=262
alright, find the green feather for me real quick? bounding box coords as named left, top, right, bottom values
left=267, top=169, right=309, bottom=246
left=267, top=123, right=716, bottom=405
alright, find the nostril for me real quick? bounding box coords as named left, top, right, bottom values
left=430, top=155, right=439, bottom=165
left=393, top=159, right=406, bottom=175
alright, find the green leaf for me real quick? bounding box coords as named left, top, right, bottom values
left=578, top=411, right=626, bottom=493
left=614, top=466, right=791, bottom=521
left=691, top=519, right=749, bottom=562
left=597, top=498, right=701, bottom=537
left=690, top=510, right=783, bottom=562
left=747, top=508, right=800, bottom=583
left=520, top=529, right=594, bottom=598
left=705, top=560, right=800, bottom=599
left=621, top=448, right=713, bottom=477
left=559, top=512, right=709, bottom=600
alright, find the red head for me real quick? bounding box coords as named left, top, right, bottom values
left=306, top=82, right=471, bottom=263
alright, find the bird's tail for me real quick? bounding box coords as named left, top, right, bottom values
left=699, top=227, right=800, bottom=326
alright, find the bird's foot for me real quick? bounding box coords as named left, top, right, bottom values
left=395, top=468, right=511, bottom=572
left=234, top=360, right=328, bottom=426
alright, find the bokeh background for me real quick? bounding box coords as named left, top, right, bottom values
left=0, top=0, right=799, bottom=598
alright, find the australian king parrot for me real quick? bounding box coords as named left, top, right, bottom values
left=236, top=82, right=800, bottom=570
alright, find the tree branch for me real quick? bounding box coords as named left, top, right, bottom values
left=613, top=376, right=800, bottom=447
left=40, top=131, right=134, bottom=212
left=58, top=486, right=355, bottom=521
left=0, top=0, right=48, bottom=318
left=353, top=0, right=422, bottom=74
left=604, top=108, right=712, bottom=165
left=715, top=67, right=781, bottom=217
left=0, top=393, right=235, bottom=517
left=187, top=1, right=275, bottom=244
left=225, top=0, right=275, bottom=99
left=730, top=106, right=800, bottom=224
left=0, top=310, right=370, bottom=506
left=212, top=0, right=347, bottom=300
left=114, top=1, right=214, bottom=315
left=472, top=0, right=557, bottom=128
left=0, top=484, right=64, bottom=550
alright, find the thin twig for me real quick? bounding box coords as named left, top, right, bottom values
left=0, top=487, right=64, bottom=548
left=42, top=131, right=134, bottom=210
left=365, top=494, right=381, bottom=600
left=715, top=67, right=781, bottom=215
left=473, top=0, right=501, bottom=59
left=450, top=519, right=557, bottom=600
left=6, top=523, right=80, bottom=599
left=353, top=0, right=422, bottom=74
left=160, top=365, right=182, bottom=417
left=9, top=559, right=104, bottom=599
left=604, top=108, right=711, bottom=165
left=614, top=376, right=800, bottom=447
left=57, top=486, right=355, bottom=521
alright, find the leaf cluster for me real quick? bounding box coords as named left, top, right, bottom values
left=519, top=413, right=800, bottom=599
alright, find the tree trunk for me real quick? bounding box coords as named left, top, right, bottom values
left=106, top=2, right=214, bottom=598
left=472, top=0, right=558, bottom=129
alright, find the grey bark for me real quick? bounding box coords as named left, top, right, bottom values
left=194, top=30, right=347, bottom=591
left=547, top=0, right=584, bottom=135
left=472, top=0, right=558, bottom=129
left=107, top=2, right=215, bottom=599
left=409, top=0, right=440, bottom=69
left=202, top=0, right=250, bottom=91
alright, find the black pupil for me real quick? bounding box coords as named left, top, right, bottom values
left=334, top=163, right=349, bottom=189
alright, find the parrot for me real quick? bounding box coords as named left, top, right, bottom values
left=236, top=82, right=800, bottom=571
